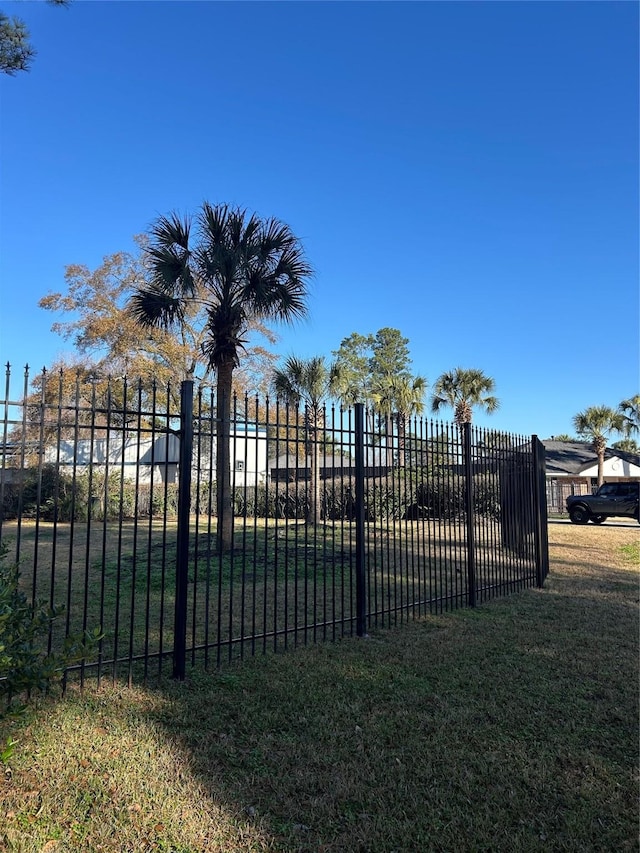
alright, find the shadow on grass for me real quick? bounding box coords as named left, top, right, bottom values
left=2, top=527, right=638, bottom=852
left=134, top=559, right=638, bottom=852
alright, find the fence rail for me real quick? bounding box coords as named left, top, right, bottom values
left=0, top=366, right=548, bottom=686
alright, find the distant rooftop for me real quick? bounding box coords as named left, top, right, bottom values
left=542, top=439, right=640, bottom=476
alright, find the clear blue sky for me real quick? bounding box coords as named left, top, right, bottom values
left=1, top=1, right=638, bottom=439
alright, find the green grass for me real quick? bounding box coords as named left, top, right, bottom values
left=1, top=523, right=638, bottom=852
left=620, top=539, right=639, bottom=564
left=2, top=515, right=531, bottom=673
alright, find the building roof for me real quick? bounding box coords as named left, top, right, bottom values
left=542, top=440, right=640, bottom=476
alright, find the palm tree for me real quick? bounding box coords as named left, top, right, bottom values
left=618, top=395, right=640, bottom=437
left=573, top=405, right=625, bottom=487
left=372, top=375, right=427, bottom=466
left=431, top=368, right=498, bottom=427
left=272, top=356, right=339, bottom=525
left=130, top=203, right=312, bottom=551
left=612, top=437, right=640, bottom=454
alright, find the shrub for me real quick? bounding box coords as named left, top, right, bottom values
left=416, top=474, right=501, bottom=521
left=0, top=542, right=100, bottom=720
left=0, top=467, right=182, bottom=523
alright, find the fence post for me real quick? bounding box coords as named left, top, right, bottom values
left=532, top=436, right=549, bottom=587
left=463, top=422, right=476, bottom=607
left=354, top=403, right=367, bottom=636
left=173, top=380, right=193, bottom=680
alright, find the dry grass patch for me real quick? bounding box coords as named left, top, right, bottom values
left=1, top=523, right=638, bottom=852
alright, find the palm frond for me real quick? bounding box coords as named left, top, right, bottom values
left=199, top=202, right=231, bottom=247
left=128, top=286, right=185, bottom=330
left=272, top=355, right=332, bottom=410
left=239, top=212, right=263, bottom=250
left=225, top=207, right=250, bottom=251
left=431, top=367, right=498, bottom=421
left=272, top=357, right=304, bottom=407
left=573, top=405, right=625, bottom=441
left=146, top=245, right=195, bottom=295
left=618, top=394, right=640, bottom=435
left=249, top=274, right=309, bottom=323
left=258, top=218, right=298, bottom=255
left=149, top=212, right=191, bottom=250
left=145, top=212, right=195, bottom=298
left=431, top=394, right=448, bottom=415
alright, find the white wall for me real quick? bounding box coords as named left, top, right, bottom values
left=45, top=428, right=268, bottom=487
left=580, top=457, right=640, bottom=478
left=227, top=427, right=268, bottom=487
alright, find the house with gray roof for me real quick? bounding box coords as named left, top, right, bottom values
left=543, top=440, right=640, bottom=513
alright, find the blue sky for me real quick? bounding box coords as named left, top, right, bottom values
left=1, top=1, right=638, bottom=439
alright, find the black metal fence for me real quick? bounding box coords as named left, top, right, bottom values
left=0, top=365, right=548, bottom=686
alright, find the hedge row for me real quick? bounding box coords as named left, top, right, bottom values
left=1, top=465, right=502, bottom=523
left=0, top=467, right=179, bottom=522
left=232, top=476, right=501, bottom=522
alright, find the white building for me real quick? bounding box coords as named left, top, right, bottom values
left=46, top=425, right=268, bottom=488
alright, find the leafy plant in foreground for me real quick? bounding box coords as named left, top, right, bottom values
left=0, top=542, right=100, bottom=723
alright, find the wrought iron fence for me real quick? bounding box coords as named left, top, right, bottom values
left=0, top=365, right=548, bottom=686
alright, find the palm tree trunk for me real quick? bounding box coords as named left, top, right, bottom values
left=397, top=414, right=406, bottom=467
left=594, top=436, right=606, bottom=487
left=307, top=425, right=321, bottom=525
left=380, top=413, right=392, bottom=467
left=216, top=360, right=234, bottom=552
left=455, top=400, right=473, bottom=427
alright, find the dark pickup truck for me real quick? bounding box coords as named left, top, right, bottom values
left=566, top=481, right=640, bottom=524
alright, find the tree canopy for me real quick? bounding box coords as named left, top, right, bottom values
left=332, top=327, right=426, bottom=464
left=332, top=326, right=426, bottom=413
left=272, top=355, right=339, bottom=524
left=431, top=367, right=498, bottom=426
left=618, top=395, right=640, bottom=437
left=573, top=405, right=625, bottom=486
left=1, top=0, right=68, bottom=75
left=612, top=438, right=639, bottom=455
left=130, top=202, right=312, bottom=551
left=39, top=238, right=280, bottom=400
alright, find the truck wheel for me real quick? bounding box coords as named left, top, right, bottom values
left=591, top=515, right=606, bottom=524
left=569, top=506, right=590, bottom=525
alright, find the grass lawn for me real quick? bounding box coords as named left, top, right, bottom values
left=1, top=522, right=638, bottom=852
left=2, top=514, right=534, bottom=675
